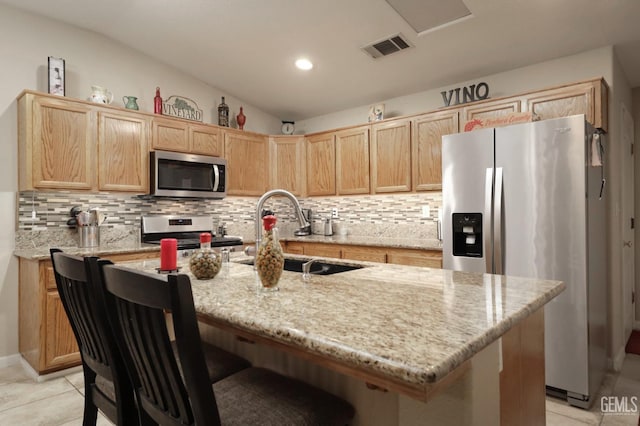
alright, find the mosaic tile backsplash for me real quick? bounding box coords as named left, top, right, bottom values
left=16, top=191, right=442, bottom=249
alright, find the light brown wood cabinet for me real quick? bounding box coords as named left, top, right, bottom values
left=97, top=111, right=149, bottom=192
left=336, top=126, right=370, bottom=195
left=151, top=116, right=190, bottom=152
left=19, top=251, right=160, bottom=374
left=225, top=130, right=268, bottom=196
left=269, top=136, right=306, bottom=196
left=190, top=123, right=224, bottom=156
left=19, top=93, right=95, bottom=191
left=461, top=98, right=521, bottom=124
left=282, top=241, right=442, bottom=268
left=523, top=79, right=608, bottom=130
left=411, top=111, right=458, bottom=191
left=370, top=119, right=412, bottom=193
left=306, top=132, right=336, bottom=196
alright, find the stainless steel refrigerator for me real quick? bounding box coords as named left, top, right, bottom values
left=442, top=114, right=607, bottom=408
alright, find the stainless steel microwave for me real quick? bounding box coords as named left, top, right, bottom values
left=150, top=150, right=227, bottom=198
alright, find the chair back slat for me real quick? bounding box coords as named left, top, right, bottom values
left=99, top=262, right=221, bottom=426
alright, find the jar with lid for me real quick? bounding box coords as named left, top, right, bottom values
left=255, top=215, right=284, bottom=290
left=189, top=232, right=222, bottom=280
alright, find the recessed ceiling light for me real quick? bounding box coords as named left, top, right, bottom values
left=295, top=58, right=313, bottom=70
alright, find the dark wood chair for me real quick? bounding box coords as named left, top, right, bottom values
left=50, top=249, right=138, bottom=425
left=94, top=259, right=355, bottom=426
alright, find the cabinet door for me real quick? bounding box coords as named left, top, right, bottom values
left=190, top=123, right=224, bottom=156
left=341, top=246, right=386, bottom=263
left=371, top=119, right=411, bottom=193
left=336, top=126, right=370, bottom=195
left=461, top=98, right=521, bottom=124
left=98, top=111, right=149, bottom=192
left=270, top=136, right=306, bottom=196
left=387, top=249, right=442, bottom=268
left=152, top=117, right=189, bottom=152
left=306, top=132, right=336, bottom=196
left=412, top=111, right=458, bottom=191
left=44, top=291, right=80, bottom=371
left=524, top=81, right=604, bottom=129
left=31, top=96, right=95, bottom=190
left=304, top=243, right=341, bottom=258
left=225, top=131, right=268, bottom=196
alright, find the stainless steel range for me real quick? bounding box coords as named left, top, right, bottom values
left=141, top=215, right=243, bottom=251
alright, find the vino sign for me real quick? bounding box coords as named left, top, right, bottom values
left=441, top=82, right=490, bottom=107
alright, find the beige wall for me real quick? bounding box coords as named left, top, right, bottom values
left=633, top=88, right=640, bottom=322
left=0, top=4, right=281, bottom=363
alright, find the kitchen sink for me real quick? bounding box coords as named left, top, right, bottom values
left=238, top=258, right=363, bottom=275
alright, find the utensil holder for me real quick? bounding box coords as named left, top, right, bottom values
left=79, top=225, right=100, bottom=248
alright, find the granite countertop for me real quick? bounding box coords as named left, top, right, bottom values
left=116, top=254, right=563, bottom=398
left=282, top=235, right=443, bottom=251
left=13, top=243, right=161, bottom=261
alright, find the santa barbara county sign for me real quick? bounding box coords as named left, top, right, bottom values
left=162, top=95, right=203, bottom=122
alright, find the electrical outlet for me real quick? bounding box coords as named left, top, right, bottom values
left=31, top=210, right=37, bottom=220
left=421, top=205, right=430, bottom=219
left=331, top=208, right=338, bottom=218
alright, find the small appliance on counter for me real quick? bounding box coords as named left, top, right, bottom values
left=68, top=206, right=105, bottom=248
left=141, top=215, right=243, bottom=256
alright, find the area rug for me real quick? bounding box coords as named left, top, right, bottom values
left=625, top=330, right=640, bottom=355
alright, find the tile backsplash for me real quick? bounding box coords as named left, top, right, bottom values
left=16, top=191, right=442, bottom=249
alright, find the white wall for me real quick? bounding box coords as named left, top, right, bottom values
left=0, top=4, right=282, bottom=361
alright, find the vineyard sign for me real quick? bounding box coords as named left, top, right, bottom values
left=162, top=95, right=203, bottom=122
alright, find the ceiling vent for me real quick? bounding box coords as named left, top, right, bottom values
left=362, top=33, right=413, bottom=59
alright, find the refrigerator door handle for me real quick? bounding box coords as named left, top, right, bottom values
left=494, top=167, right=504, bottom=275
left=485, top=168, right=494, bottom=273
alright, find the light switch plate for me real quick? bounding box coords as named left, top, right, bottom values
left=421, top=205, right=430, bottom=218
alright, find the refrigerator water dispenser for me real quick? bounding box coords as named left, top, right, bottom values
left=452, top=213, right=483, bottom=257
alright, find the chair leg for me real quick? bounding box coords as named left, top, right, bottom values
left=81, top=369, right=98, bottom=426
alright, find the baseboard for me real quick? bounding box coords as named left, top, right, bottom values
left=612, top=345, right=626, bottom=372
left=19, top=357, right=82, bottom=382
left=0, top=353, right=21, bottom=369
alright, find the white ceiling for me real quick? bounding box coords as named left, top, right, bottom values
left=3, top=0, right=640, bottom=121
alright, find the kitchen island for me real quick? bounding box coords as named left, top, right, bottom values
left=117, top=254, right=564, bottom=426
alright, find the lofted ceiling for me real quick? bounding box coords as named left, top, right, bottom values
left=2, top=0, right=640, bottom=121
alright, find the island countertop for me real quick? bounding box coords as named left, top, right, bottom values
left=117, top=255, right=564, bottom=401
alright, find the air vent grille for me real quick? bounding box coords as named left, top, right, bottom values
left=362, top=33, right=413, bottom=59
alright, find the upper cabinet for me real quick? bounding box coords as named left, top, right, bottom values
left=269, top=136, right=306, bottom=196
left=225, top=130, right=268, bottom=196
left=151, top=117, right=190, bottom=152
left=523, top=79, right=608, bottom=131
left=97, top=111, right=149, bottom=192
left=461, top=98, right=521, bottom=124
left=19, top=93, right=95, bottom=191
left=190, top=123, right=224, bottom=157
left=306, top=132, right=336, bottom=196
left=336, top=126, right=370, bottom=195
left=370, top=119, right=411, bottom=193
left=412, top=111, right=458, bottom=191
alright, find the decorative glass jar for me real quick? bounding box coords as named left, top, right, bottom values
left=189, top=233, right=222, bottom=280
left=255, top=215, right=284, bottom=290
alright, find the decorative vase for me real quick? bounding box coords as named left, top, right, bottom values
left=255, top=215, right=284, bottom=290
left=236, top=106, right=246, bottom=130
left=123, top=96, right=139, bottom=110
left=89, top=85, right=113, bottom=104
left=154, top=87, right=163, bottom=114
left=218, top=96, right=229, bottom=127
left=189, top=233, right=222, bottom=280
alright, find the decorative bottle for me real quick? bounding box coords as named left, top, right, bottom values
left=154, top=87, right=163, bottom=114
left=218, top=96, right=229, bottom=127
left=255, top=215, right=284, bottom=290
left=236, top=106, right=246, bottom=130
left=189, top=232, right=221, bottom=280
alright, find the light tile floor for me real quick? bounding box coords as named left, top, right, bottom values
left=1, top=355, right=639, bottom=425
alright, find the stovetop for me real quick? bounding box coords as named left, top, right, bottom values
left=141, top=215, right=242, bottom=249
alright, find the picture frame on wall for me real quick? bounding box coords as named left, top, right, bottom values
left=48, top=56, right=65, bottom=96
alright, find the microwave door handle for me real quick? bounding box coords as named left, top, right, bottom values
left=212, top=164, right=220, bottom=191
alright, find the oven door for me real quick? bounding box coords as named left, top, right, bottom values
left=150, top=150, right=226, bottom=198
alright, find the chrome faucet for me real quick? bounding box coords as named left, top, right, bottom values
left=253, top=189, right=311, bottom=257
left=302, top=259, right=317, bottom=281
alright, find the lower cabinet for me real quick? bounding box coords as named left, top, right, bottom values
left=19, top=251, right=159, bottom=374
left=282, top=241, right=442, bottom=268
